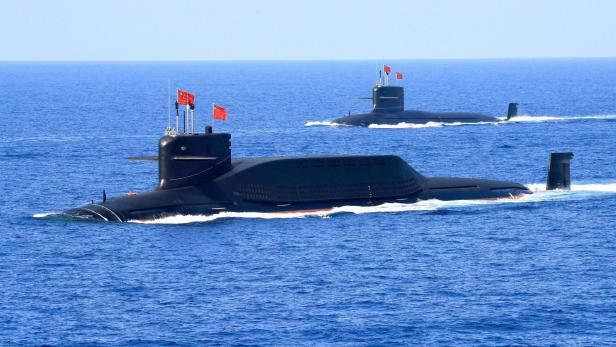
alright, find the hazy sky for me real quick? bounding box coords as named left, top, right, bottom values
left=1, top=0, right=615, bottom=61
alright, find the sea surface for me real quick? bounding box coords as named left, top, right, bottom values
left=2, top=59, right=616, bottom=345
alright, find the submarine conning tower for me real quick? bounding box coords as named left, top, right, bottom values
left=158, top=127, right=232, bottom=190
left=372, top=85, right=404, bottom=113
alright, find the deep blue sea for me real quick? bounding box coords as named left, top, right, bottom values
left=2, top=59, right=616, bottom=345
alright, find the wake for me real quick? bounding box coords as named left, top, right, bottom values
left=33, top=183, right=616, bottom=224
left=304, top=121, right=350, bottom=127
left=304, top=114, right=616, bottom=129
left=127, top=182, right=616, bottom=225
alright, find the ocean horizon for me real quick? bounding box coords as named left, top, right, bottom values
left=2, top=59, right=616, bottom=345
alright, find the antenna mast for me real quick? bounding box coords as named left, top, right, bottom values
left=191, top=103, right=195, bottom=134
left=167, top=80, right=171, bottom=129
left=175, top=91, right=179, bottom=134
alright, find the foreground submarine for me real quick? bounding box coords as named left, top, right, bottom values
left=64, top=124, right=573, bottom=222
left=332, top=71, right=518, bottom=126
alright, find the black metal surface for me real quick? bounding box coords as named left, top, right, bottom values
left=547, top=152, right=574, bottom=190
left=63, top=132, right=551, bottom=222
left=333, top=85, right=508, bottom=126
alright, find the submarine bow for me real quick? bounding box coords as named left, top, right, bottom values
left=330, top=67, right=517, bottom=126
left=60, top=86, right=568, bottom=222
left=64, top=129, right=429, bottom=221
left=63, top=126, right=573, bottom=222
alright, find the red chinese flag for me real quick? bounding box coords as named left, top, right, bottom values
left=177, top=89, right=195, bottom=105
left=383, top=64, right=392, bottom=75
left=213, top=104, right=227, bottom=120
left=396, top=72, right=403, bottom=80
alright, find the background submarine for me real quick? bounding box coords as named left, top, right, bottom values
left=332, top=69, right=518, bottom=126
left=64, top=120, right=573, bottom=222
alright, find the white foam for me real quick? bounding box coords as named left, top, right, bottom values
left=503, top=115, right=560, bottom=122
left=526, top=183, right=616, bottom=193
left=304, top=121, right=349, bottom=127
left=573, top=183, right=616, bottom=192
left=33, top=212, right=61, bottom=218
left=129, top=199, right=488, bottom=224
left=369, top=121, right=444, bottom=129
left=368, top=121, right=497, bottom=129
left=127, top=182, right=616, bottom=224
left=305, top=114, right=616, bottom=129
left=304, top=120, right=497, bottom=129
left=504, top=114, right=616, bottom=123
left=34, top=183, right=616, bottom=224
left=368, top=114, right=616, bottom=128
left=526, top=182, right=616, bottom=193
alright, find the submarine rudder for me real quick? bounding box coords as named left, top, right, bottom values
left=331, top=66, right=518, bottom=126
left=547, top=152, right=573, bottom=190
left=506, top=103, right=518, bottom=120
left=59, top=85, right=574, bottom=222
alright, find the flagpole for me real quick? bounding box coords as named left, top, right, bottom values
left=385, top=68, right=388, bottom=86
left=175, top=89, right=179, bottom=133
left=167, top=79, right=171, bottom=130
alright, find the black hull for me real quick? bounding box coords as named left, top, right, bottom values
left=328, top=84, right=514, bottom=126
left=65, top=156, right=531, bottom=222
left=333, top=110, right=501, bottom=127
left=66, top=197, right=421, bottom=222
left=62, top=132, right=571, bottom=223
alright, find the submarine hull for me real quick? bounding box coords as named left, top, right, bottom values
left=64, top=157, right=531, bottom=222
left=61, top=133, right=571, bottom=223
left=333, top=110, right=501, bottom=127
left=329, top=84, right=511, bottom=126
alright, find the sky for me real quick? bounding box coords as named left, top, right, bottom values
left=1, top=0, right=615, bottom=61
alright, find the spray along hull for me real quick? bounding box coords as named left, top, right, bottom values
left=65, top=192, right=530, bottom=222
left=64, top=157, right=533, bottom=222
left=62, top=130, right=571, bottom=223
left=327, top=79, right=517, bottom=126
left=332, top=110, right=502, bottom=126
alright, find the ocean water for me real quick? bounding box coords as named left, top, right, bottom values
left=2, top=59, right=616, bottom=345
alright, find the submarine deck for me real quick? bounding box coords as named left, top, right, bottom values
left=334, top=110, right=501, bottom=125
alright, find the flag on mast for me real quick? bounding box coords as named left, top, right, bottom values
left=383, top=65, right=392, bottom=75
left=177, top=89, right=195, bottom=105
left=213, top=104, right=227, bottom=120
left=396, top=72, right=403, bottom=80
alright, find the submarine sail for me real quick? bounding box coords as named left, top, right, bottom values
left=331, top=66, right=517, bottom=126
left=62, top=88, right=569, bottom=222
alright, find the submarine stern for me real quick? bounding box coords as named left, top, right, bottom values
left=420, top=177, right=532, bottom=201
left=329, top=68, right=516, bottom=126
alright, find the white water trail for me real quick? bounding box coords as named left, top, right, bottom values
left=304, top=121, right=349, bottom=127
left=33, top=183, right=616, bottom=224
left=128, top=182, right=616, bottom=225
left=305, top=114, right=616, bottom=129
left=368, top=121, right=496, bottom=129
left=527, top=182, right=616, bottom=193
left=130, top=200, right=487, bottom=225
left=33, top=212, right=61, bottom=218
left=504, top=114, right=616, bottom=123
